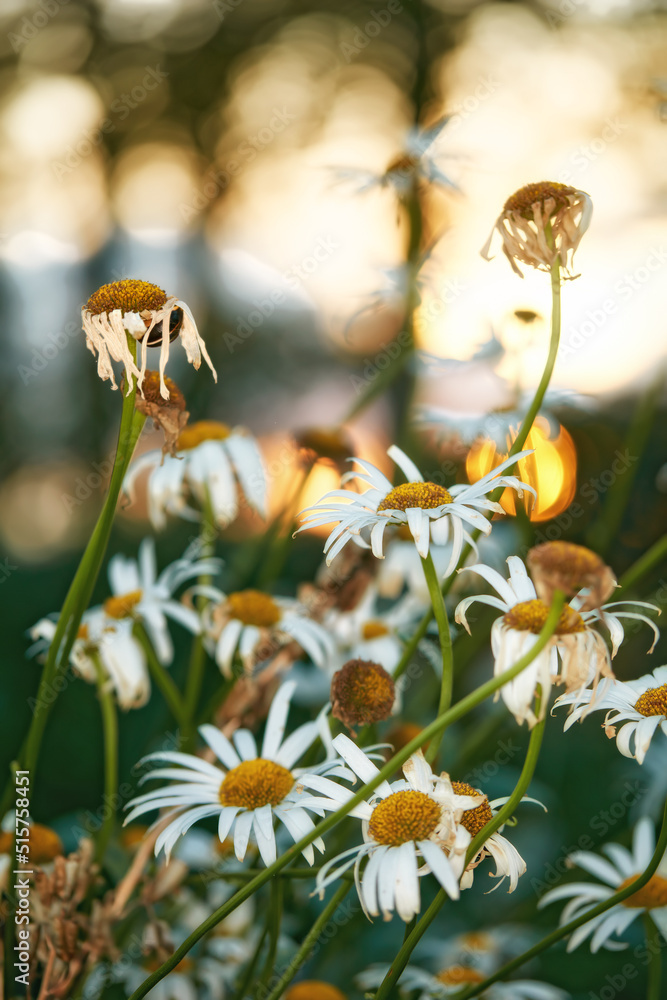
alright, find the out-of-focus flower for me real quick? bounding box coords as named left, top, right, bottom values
left=324, top=585, right=423, bottom=674
left=124, top=421, right=267, bottom=530
left=555, top=665, right=667, bottom=764
left=527, top=541, right=617, bottom=611
left=298, top=445, right=533, bottom=574
left=82, top=279, right=217, bottom=398
left=285, top=984, right=347, bottom=1000
left=295, top=427, right=355, bottom=475
left=481, top=181, right=592, bottom=278
left=314, top=740, right=473, bottom=922
left=357, top=962, right=567, bottom=999
left=538, top=817, right=667, bottom=951
left=204, top=588, right=335, bottom=677
left=125, top=681, right=346, bottom=866
left=455, top=557, right=659, bottom=727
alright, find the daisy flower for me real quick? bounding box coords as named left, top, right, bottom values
left=481, top=181, right=592, bottom=278
left=124, top=420, right=267, bottom=531
left=325, top=585, right=423, bottom=674
left=357, top=962, right=567, bottom=999
left=538, top=817, right=667, bottom=951
left=313, top=739, right=474, bottom=922
left=124, top=681, right=345, bottom=866
left=453, top=780, right=530, bottom=893
left=554, top=665, right=667, bottom=764
left=455, top=556, right=659, bottom=727
left=204, top=588, right=335, bottom=677
left=298, top=444, right=533, bottom=576
left=82, top=279, right=217, bottom=398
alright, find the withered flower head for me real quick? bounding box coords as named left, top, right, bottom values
left=330, top=658, right=395, bottom=733
left=0, top=821, right=63, bottom=864
left=527, top=541, right=617, bottom=611
left=295, top=426, right=354, bottom=473
left=481, top=181, right=592, bottom=278
left=134, top=370, right=189, bottom=456
left=82, top=278, right=217, bottom=399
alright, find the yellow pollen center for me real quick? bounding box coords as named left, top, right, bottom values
left=0, top=823, right=63, bottom=864
left=226, top=590, right=282, bottom=627
left=634, top=684, right=667, bottom=718
left=503, top=599, right=585, bottom=636
left=436, top=966, right=486, bottom=986
left=86, top=279, right=167, bottom=316
left=285, top=984, right=347, bottom=1000
left=362, top=620, right=390, bottom=640
left=504, top=181, right=575, bottom=219
left=219, top=759, right=294, bottom=809
left=452, top=781, right=493, bottom=837
left=177, top=420, right=231, bottom=451
left=76, top=624, right=89, bottom=640
left=103, top=589, right=143, bottom=620
left=368, top=789, right=441, bottom=846
left=378, top=482, right=453, bottom=512
left=619, top=874, right=667, bottom=910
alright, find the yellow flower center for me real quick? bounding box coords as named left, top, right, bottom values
left=76, top=624, right=89, bottom=640
left=503, top=181, right=576, bottom=220
left=285, top=984, right=347, bottom=1000
left=634, top=684, right=667, bottom=718
left=619, top=874, right=667, bottom=910
left=436, top=966, right=486, bottom=986
left=503, top=598, right=585, bottom=636
left=86, top=279, right=167, bottom=316
left=362, top=620, right=390, bottom=640
left=331, top=659, right=395, bottom=730
left=103, top=589, right=143, bottom=620
left=378, top=482, right=453, bottom=512
left=368, top=789, right=441, bottom=846
left=225, top=590, right=282, bottom=628
left=452, top=781, right=493, bottom=837
left=177, top=420, right=232, bottom=451
left=120, top=825, right=149, bottom=849
left=219, top=759, right=294, bottom=809
left=0, top=823, right=63, bottom=864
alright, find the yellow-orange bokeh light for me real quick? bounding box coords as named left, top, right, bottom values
left=466, top=417, right=577, bottom=523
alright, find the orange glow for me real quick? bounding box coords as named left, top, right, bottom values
left=465, top=417, right=577, bottom=523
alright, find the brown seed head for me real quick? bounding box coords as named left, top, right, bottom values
left=504, top=181, right=577, bottom=220
left=527, top=541, right=616, bottom=611
left=331, top=658, right=395, bottom=732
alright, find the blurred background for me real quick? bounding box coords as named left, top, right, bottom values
left=0, top=0, right=666, bottom=996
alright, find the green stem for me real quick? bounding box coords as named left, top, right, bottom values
left=263, top=881, right=352, bottom=1000
left=619, top=533, right=667, bottom=592
left=456, top=798, right=667, bottom=1000
left=234, top=922, right=270, bottom=1000
left=92, top=651, right=119, bottom=864
left=374, top=694, right=547, bottom=1000
left=420, top=552, right=453, bottom=764
left=644, top=913, right=663, bottom=1000
left=133, top=622, right=187, bottom=728
left=3, top=345, right=145, bottom=815
left=254, top=878, right=284, bottom=999
left=127, top=594, right=565, bottom=1000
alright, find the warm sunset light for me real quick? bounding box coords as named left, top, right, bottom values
left=466, top=416, right=577, bottom=522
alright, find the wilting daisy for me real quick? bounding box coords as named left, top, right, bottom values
left=313, top=739, right=474, bottom=922
left=481, top=181, right=592, bottom=278
left=112, top=946, right=229, bottom=1000
left=357, top=962, right=567, bottom=999
left=554, top=665, right=667, bottom=764
left=124, top=420, right=267, bottom=530
left=125, top=681, right=345, bottom=865
left=204, top=588, right=335, bottom=677
left=298, top=445, right=533, bottom=576
left=455, top=556, right=659, bottom=727
left=538, top=817, right=667, bottom=950
left=453, top=780, right=530, bottom=893
left=82, top=279, right=217, bottom=398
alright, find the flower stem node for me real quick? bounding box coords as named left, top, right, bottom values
left=82, top=278, right=217, bottom=399
left=330, top=658, right=395, bottom=733
left=482, top=181, right=592, bottom=278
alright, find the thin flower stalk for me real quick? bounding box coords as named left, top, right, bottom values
left=126, top=594, right=565, bottom=1000
left=132, top=622, right=187, bottom=728
left=91, top=650, right=119, bottom=864
left=420, top=552, right=454, bottom=764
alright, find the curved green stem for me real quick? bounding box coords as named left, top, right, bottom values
left=92, top=651, right=119, bottom=864
left=374, top=693, right=548, bottom=1000
left=127, top=594, right=564, bottom=1000
left=420, top=552, right=453, bottom=764
left=2, top=346, right=145, bottom=816
left=263, top=880, right=352, bottom=1000
left=133, top=622, right=186, bottom=728
left=254, top=878, right=284, bottom=999
left=456, top=798, right=667, bottom=1000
